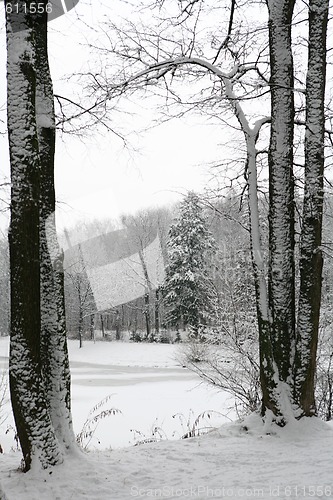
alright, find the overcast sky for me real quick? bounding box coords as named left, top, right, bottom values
left=0, top=1, right=227, bottom=233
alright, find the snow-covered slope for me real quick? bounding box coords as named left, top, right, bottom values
left=0, top=338, right=332, bottom=499
left=1, top=414, right=332, bottom=500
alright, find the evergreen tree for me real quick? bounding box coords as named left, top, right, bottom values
left=163, top=192, right=217, bottom=338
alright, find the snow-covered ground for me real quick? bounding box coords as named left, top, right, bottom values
left=0, top=338, right=233, bottom=452
left=0, top=337, right=333, bottom=499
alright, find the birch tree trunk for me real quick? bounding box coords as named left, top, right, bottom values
left=264, top=0, right=296, bottom=420
left=294, top=0, right=329, bottom=416
left=35, top=9, right=76, bottom=450
left=6, top=3, right=63, bottom=470
left=245, top=133, right=275, bottom=417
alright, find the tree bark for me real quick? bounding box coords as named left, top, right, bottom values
left=115, top=309, right=121, bottom=340
left=155, top=287, right=160, bottom=337
left=265, top=0, right=296, bottom=420
left=101, top=314, right=106, bottom=338
left=6, top=2, right=63, bottom=470
left=35, top=6, right=76, bottom=452
left=222, top=76, right=277, bottom=420
left=143, top=292, right=151, bottom=340
left=245, top=132, right=276, bottom=419
left=139, top=250, right=152, bottom=340
left=294, top=0, right=329, bottom=416
left=77, top=278, right=83, bottom=348
left=90, top=313, right=95, bottom=341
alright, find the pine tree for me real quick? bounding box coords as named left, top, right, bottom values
left=163, top=192, right=217, bottom=338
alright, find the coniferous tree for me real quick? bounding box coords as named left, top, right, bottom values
left=163, top=192, right=217, bottom=338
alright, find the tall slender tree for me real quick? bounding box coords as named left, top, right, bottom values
left=35, top=6, right=76, bottom=450
left=5, top=1, right=75, bottom=470
left=259, top=0, right=297, bottom=420
left=260, top=0, right=329, bottom=421
left=293, top=0, right=329, bottom=415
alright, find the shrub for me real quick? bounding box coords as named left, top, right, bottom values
left=178, top=325, right=261, bottom=417
left=76, top=395, right=121, bottom=450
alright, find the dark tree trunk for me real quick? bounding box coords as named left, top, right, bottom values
left=144, top=292, right=151, bottom=340
left=134, top=307, right=138, bottom=333
left=90, top=313, right=95, bottom=341
left=115, top=309, right=121, bottom=340
left=155, top=287, right=160, bottom=336
left=264, top=0, right=296, bottom=420
left=243, top=133, right=275, bottom=422
left=101, top=314, right=106, bottom=338
left=77, top=279, right=83, bottom=348
left=35, top=6, right=75, bottom=452
left=138, top=250, right=152, bottom=340
left=294, top=0, right=329, bottom=416
left=6, top=2, right=62, bottom=470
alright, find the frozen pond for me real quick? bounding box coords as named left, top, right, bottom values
left=70, top=360, right=195, bottom=386
left=0, top=338, right=233, bottom=452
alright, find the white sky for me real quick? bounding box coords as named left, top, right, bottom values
left=0, top=1, right=226, bottom=232
left=1, top=2, right=331, bottom=235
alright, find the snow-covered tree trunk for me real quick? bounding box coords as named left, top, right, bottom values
left=264, top=0, right=296, bottom=420
left=294, top=0, right=329, bottom=416
left=245, top=132, right=275, bottom=417
left=6, top=3, right=63, bottom=470
left=223, top=77, right=275, bottom=418
left=35, top=11, right=76, bottom=450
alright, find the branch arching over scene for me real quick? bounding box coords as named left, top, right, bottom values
left=67, top=0, right=331, bottom=423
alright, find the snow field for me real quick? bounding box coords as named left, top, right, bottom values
left=0, top=339, right=232, bottom=452
left=0, top=338, right=333, bottom=499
